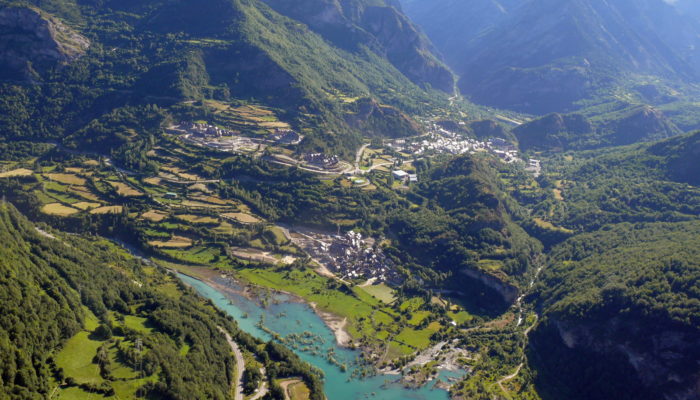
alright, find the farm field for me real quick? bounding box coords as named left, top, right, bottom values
left=359, top=283, right=396, bottom=304
left=41, top=203, right=79, bottom=216
left=0, top=168, right=33, bottom=178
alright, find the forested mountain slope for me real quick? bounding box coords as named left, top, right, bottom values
left=260, top=0, right=455, bottom=92
left=533, top=130, right=700, bottom=232
left=389, top=154, right=542, bottom=307
left=532, top=221, right=700, bottom=400
left=525, top=131, right=700, bottom=400
left=402, top=0, right=700, bottom=115
left=0, top=0, right=452, bottom=159
left=0, top=202, right=322, bottom=399
left=512, top=106, right=681, bottom=151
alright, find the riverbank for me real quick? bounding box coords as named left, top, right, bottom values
left=172, top=264, right=355, bottom=349
left=177, top=273, right=454, bottom=400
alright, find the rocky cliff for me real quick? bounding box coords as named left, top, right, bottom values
left=0, top=6, right=89, bottom=79
left=261, top=0, right=455, bottom=92
left=532, top=315, right=700, bottom=400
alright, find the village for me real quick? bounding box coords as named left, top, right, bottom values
left=289, top=229, right=403, bottom=285
left=170, top=118, right=540, bottom=183
left=169, top=121, right=303, bottom=154
left=387, top=123, right=522, bottom=164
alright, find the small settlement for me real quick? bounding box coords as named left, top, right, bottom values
left=387, top=124, right=521, bottom=163
left=291, top=230, right=403, bottom=285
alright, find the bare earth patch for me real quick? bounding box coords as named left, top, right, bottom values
left=310, top=302, right=351, bottom=346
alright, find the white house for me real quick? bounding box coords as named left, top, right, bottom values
left=392, top=170, right=408, bottom=180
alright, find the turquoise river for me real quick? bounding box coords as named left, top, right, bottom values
left=178, top=273, right=462, bottom=400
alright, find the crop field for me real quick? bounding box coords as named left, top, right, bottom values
left=148, top=235, right=193, bottom=248
left=69, top=186, right=101, bottom=201
left=222, top=212, right=261, bottom=224
left=141, top=210, right=169, bottom=222
left=408, top=310, right=431, bottom=326
left=175, top=214, right=219, bottom=224
left=108, top=181, right=143, bottom=197
left=238, top=267, right=378, bottom=321
left=191, top=195, right=231, bottom=205
left=45, top=173, right=86, bottom=185
left=90, top=206, right=123, bottom=215
left=162, top=246, right=224, bottom=264
left=359, top=283, right=396, bottom=304
left=0, top=168, right=33, bottom=178
left=179, top=200, right=229, bottom=209
left=41, top=203, right=79, bottom=216
left=266, top=226, right=289, bottom=245
left=73, top=202, right=101, bottom=210
left=393, top=322, right=441, bottom=351
left=448, top=310, right=473, bottom=325
left=399, top=298, right=425, bottom=312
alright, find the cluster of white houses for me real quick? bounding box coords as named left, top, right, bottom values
left=304, top=153, right=340, bottom=168
left=387, top=128, right=521, bottom=164
left=295, top=230, right=402, bottom=285
left=183, top=121, right=236, bottom=137
left=326, top=231, right=402, bottom=284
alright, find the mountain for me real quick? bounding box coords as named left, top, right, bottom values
left=401, top=0, right=519, bottom=68
left=0, top=0, right=453, bottom=158
left=389, top=154, right=542, bottom=309
left=532, top=221, right=700, bottom=400
left=513, top=113, right=594, bottom=151
left=512, top=106, right=681, bottom=151
left=402, top=0, right=700, bottom=114
left=260, top=0, right=455, bottom=92
left=523, top=130, right=700, bottom=400
left=0, top=6, right=89, bottom=80
left=647, top=129, right=700, bottom=185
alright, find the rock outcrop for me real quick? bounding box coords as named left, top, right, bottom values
left=0, top=6, right=89, bottom=79
left=262, top=0, right=455, bottom=92
left=532, top=316, right=700, bottom=400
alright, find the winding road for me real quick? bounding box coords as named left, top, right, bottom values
left=218, top=327, right=245, bottom=400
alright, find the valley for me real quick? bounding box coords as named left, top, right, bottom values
left=0, top=0, right=699, bottom=399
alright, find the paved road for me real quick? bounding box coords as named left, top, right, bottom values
left=218, top=327, right=245, bottom=400
left=353, top=144, right=370, bottom=174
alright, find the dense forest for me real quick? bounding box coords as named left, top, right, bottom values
left=0, top=201, right=323, bottom=399
left=531, top=221, right=700, bottom=400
